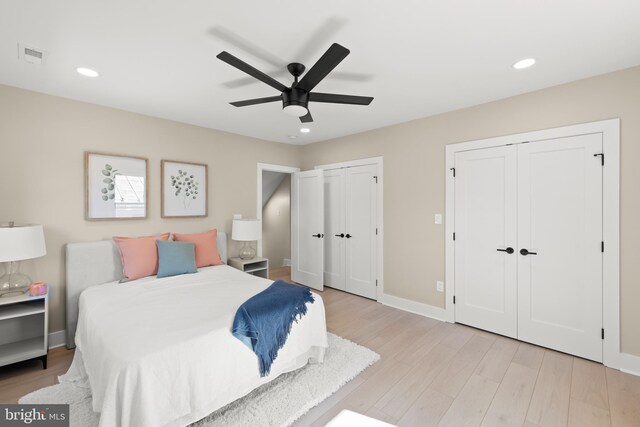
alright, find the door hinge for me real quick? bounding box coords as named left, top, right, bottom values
left=453, top=232, right=456, bottom=241
left=602, top=328, right=605, bottom=339
left=450, top=167, right=456, bottom=177
left=373, top=175, right=378, bottom=183
left=601, top=241, right=604, bottom=253
left=375, top=228, right=378, bottom=235
left=594, top=153, right=604, bottom=166
left=453, top=295, right=456, bottom=304
left=376, top=279, right=378, bottom=287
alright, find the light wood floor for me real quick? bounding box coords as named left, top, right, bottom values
left=1, top=268, right=638, bottom=427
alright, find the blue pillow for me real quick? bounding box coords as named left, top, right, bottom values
left=156, top=240, right=197, bottom=278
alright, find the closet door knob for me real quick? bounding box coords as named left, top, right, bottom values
left=497, top=247, right=514, bottom=254
left=335, top=233, right=345, bottom=238
left=312, top=234, right=322, bottom=238
left=345, top=234, right=352, bottom=238
left=520, top=248, right=537, bottom=256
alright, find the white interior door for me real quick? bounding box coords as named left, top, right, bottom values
left=345, top=164, right=378, bottom=299
left=454, top=146, right=518, bottom=338
left=517, top=134, right=603, bottom=361
left=291, top=170, right=324, bottom=291
left=324, top=168, right=346, bottom=290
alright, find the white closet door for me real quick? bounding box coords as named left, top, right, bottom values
left=454, top=146, right=518, bottom=338
left=324, top=168, right=346, bottom=290
left=345, top=164, right=377, bottom=299
left=291, top=170, right=324, bottom=291
left=517, top=134, right=603, bottom=361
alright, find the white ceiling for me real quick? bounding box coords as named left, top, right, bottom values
left=1, top=1, right=639, bottom=145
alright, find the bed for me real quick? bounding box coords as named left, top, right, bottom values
left=64, top=231, right=328, bottom=427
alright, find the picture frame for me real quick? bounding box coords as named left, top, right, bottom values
left=161, top=160, right=208, bottom=218
left=85, top=152, right=148, bottom=220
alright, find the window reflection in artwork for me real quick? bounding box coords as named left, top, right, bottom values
left=114, top=175, right=146, bottom=217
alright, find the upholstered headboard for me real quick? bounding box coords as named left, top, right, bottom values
left=65, top=231, right=227, bottom=349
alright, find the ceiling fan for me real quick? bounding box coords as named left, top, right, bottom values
left=216, top=43, right=373, bottom=123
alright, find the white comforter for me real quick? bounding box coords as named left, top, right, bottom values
left=62, top=265, right=328, bottom=427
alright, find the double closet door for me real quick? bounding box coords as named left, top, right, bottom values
left=324, top=165, right=378, bottom=299
left=454, top=133, right=603, bottom=361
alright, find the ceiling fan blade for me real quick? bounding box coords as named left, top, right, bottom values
left=230, top=96, right=282, bottom=107
left=296, top=43, right=350, bottom=92
left=217, top=51, right=287, bottom=92
left=310, top=92, right=373, bottom=105
left=299, top=111, right=314, bottom=123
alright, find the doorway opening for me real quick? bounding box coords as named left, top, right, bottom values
left=256, top=163, right=299, bottom=281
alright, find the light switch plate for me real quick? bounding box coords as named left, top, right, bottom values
left=233, top=213, right=242, bottom=220
left=436, top=281, right=444, bottom=292
left=435, top=214, right=442, bottom=225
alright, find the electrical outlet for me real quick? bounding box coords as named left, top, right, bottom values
left=435, top=214, right=442, bottom=225
left=436, top=281, right=444, bottom=292
left=233, top=213, right=242, bottom=220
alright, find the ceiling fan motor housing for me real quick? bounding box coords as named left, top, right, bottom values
left=282, top=88, right=309, bottom=111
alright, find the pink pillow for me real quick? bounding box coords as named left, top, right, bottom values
left=113, top=233, right=170, bottom=281
left=172, top=229, right=223, bottom=268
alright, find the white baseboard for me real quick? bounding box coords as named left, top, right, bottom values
left=48, top=330, right=67, bottom=349
left=379, top=293, right=448, bottom=322
left=617, top=352, right=640, bottom=377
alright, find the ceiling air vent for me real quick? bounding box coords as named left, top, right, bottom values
left=18, top=43, right=47, bottom=65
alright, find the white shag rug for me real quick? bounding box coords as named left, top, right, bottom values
left=20, top=333, right=379, bottom=427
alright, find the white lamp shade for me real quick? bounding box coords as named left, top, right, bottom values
left=232, top=219, right=261, bottom=241
left=0, top=224, right=47, bottom=262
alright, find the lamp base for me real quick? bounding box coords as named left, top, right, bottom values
left=238, top=242, right=256, bottom=260
left=0, top=271, right=31, bottom=297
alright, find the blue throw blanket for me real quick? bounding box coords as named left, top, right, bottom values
left=232, top=280, right=315, bottom=377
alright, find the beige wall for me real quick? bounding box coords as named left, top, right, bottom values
left=262, top=175, right=291, bottom=268
left=0, top=85, right=302, bottom=333
left=302, top=66, right=640, bottom=356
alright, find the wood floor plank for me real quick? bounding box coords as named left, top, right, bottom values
left=438, top=323, right=477, bottom=351
left=525, top=350, right=573, bottom=427
left=481, top=361, right=539, bottom=427
left=375, top=343, right=458, bottom=420
left=397, top=388, right=453, bottom=427
left=428, top=334, right=495, bottom=398
left=512, top=341, right=545, bottom=371
left=571, top=357, right=610, bottom=410
left=437, top=374, right=499, bottom=427
left=568, top=399, right=611, bottom=427
left=474, top=335, right=519, bottom=383
left=605, top=367, right=640, bottom=427
left=365, top=407, right=399, bottom=425
left=394, top=322, right=452, bottom=366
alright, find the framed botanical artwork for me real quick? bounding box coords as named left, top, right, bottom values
left=161, top=160, right=208, bottom=218
left=85, top=152, right=148, bottom=220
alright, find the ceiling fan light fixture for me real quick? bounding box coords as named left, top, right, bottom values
left=283, top=104, right=308, bottom=117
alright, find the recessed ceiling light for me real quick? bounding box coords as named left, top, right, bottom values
left=512, top=58, right=536, bottom=70
left=288, top=135, right=298, bottom=139
left=300, top=128, right=310, bottom=133
left=76, top=67, right=100, bottom=78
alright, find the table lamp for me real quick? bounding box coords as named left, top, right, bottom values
left=232, top=219, right=261, bottom=260
left=0, top=223, right=47, bottom=297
